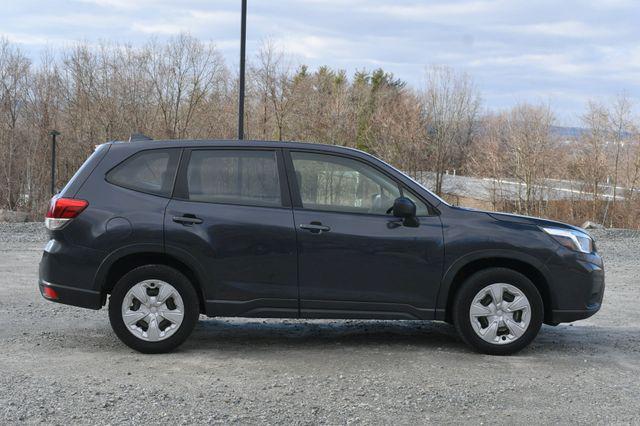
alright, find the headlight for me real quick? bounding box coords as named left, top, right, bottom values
left=541, top=227, right=594, bottom=253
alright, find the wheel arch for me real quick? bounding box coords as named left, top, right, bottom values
left=437, top=251, right=554, bottom=323
left=95, top=244, right=207, bottom=313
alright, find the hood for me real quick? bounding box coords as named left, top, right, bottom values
left=453, top=206, right=586, bottom=233
left=488, top=211, right=587, bottom=232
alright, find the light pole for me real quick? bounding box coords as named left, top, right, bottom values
left=49, top=130, right=60, bottom=195
left=238, top=0, right=247, bottom=140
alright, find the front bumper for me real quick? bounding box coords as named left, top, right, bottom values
left=544, top=255, right=605, bottom=325
left=547, top=305, right=601, bottom=324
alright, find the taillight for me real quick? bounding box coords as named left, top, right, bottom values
left=42, top=285, right=59, bottom=300
left=45, top=197, right=88, bottom=230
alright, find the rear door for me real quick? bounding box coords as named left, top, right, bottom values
left=164, top=147, right=298, bottom=318
left=285, top=149, right=444, bottom=319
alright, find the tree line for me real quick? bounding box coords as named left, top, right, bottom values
left=1, top=34, right=638, bottom=227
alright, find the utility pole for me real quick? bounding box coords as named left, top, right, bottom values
left=49, top=130, right=60, bottom=195
left=237, top=0, right=247, bottom=140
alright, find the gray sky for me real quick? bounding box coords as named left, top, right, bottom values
left=2, top=0, right=638, bottom=125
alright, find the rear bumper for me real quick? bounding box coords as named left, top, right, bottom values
left=39, top=280, right=103, bottom=310
left=39, top=237, right=107, bottom=310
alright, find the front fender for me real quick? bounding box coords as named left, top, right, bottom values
left=434, top=249, right=554, bottom=319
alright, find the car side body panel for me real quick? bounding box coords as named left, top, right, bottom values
left=164, top=147, right=299, bottom=318
left=164, top=199, right=299, bottom=317
left=293, top=210, right=444, bottom=320
left=436, top=205, right=604, bottom=323
left=38, top=139, right=604, bottom=327
left=39, top=143, right=176, bottom=307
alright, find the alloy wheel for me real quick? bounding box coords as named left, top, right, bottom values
left=121, top=279, right=185, bottom=342
left=469, top=283, right=531, bottom=345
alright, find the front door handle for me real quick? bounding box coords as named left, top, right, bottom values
left=299, top=223, right=331, bottom=234
left=173, top=215, right=203, bottom=225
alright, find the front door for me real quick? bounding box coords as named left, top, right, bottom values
left=164, top=148, right=298, bottom=318
left=286, top=150, right=444, bottom=320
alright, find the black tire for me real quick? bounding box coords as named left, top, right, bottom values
left=453, top=267, right=543, bottom=355
left=108, top=265, right=199, bottom=354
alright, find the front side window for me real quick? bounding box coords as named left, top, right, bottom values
left=186, top=150, right=281, bottom=207
left=291, top=152, right=431, bottom=216
left=107, top=149, right=179, bottom=196
left=291, top=152, right=402, bottom=215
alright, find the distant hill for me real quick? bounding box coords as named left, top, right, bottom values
left=475, top=124, right=589, bottom=139
left=550, top=126, right=636, bottom=139
left=550, top=126, right=587, bottom=138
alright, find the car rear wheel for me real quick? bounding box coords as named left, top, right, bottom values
left=108, top=265, right=199, bottom=353
left=453, top=268, right=543, bottom=355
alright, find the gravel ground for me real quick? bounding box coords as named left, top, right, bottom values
left=0, top=223, right=639, bottom=424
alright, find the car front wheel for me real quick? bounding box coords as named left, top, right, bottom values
left=108, top=265, right=199, bottom=353
left=453, top=268, right=543, bottom=355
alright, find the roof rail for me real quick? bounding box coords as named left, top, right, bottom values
left=128, top=133, right=153, bottom=142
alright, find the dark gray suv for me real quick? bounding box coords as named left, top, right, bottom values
left=39, top=139, right=605, bottom=354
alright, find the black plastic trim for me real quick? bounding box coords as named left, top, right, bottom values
left=39, top=280, right=102, bottom=310
left=546, top=306, right=601, bottom=324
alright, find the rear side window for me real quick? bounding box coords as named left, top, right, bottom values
left=185, top=150, right=281, bottom=207
left=107, top=149, right=180, bottom=197
left=59, top=143, right=110, bottom=197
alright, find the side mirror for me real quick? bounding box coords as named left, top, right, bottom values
left=392, top=196, right=416, bottom=218
left=392, top=197, right=419, bottom=227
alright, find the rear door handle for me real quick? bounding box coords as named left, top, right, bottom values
left=299, top=223, right=330, bottom=234
left=173, top=215, right=203, bottom=225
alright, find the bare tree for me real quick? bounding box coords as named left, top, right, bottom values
left=420, top=65, right=480, bottom=195
left=606, top=94, right=634, bottom=225
left=146, top=34, right=225, bottom=139
left=578, top=101, right=611, bottom=220
left=0, top=38, right=31, bottom=209
left=250, top=41, right=294, bottom=141
left=503, top=103, right=556, bottom=215
left=23, top=49, right=64, bottom=210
